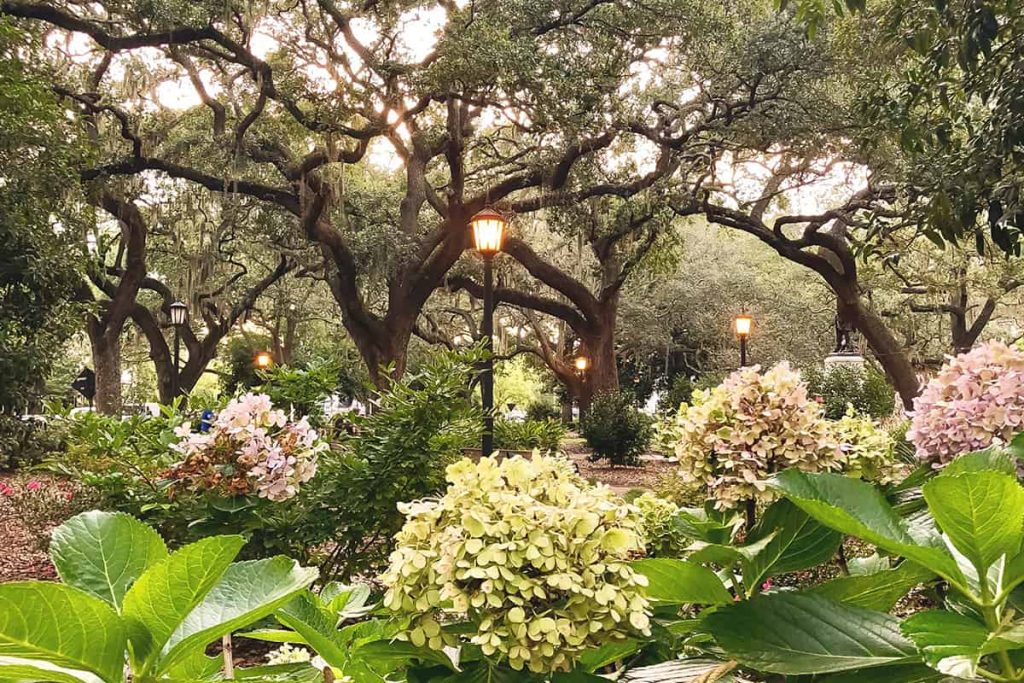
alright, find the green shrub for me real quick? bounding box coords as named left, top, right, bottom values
left=256, top=359, right=345, bottom=428
left=525, top=399, right=561, bottom=422
left=0, top=414, right=62, bottom=470
left=303, top=347, right=484, bottom=580
left=493, top=417, right=565, bottom=452
left=581, top=391, right=654, bottom=466
left=48, top=402, right=321, bottom=561
left=659, top=374, right=694, bottom=414
left=803, top=363, right=896, bottom=420
left=50, top=406, right=184, bottom=513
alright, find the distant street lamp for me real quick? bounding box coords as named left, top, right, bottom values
left=169, top=301, right=188, bottom=399
left=470, top=207, right=507, bottom=457
left=734, top=314, right=753, bottom=367
left=574, top=355, right=590, bottom=421
left=254, top=351, right=273, bottom=370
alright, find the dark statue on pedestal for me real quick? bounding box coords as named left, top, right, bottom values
left=834, top=315, right=856, bottom=354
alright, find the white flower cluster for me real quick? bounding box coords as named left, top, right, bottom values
left=382, top=454, right=651, bottom=673
left=265, top=644, right=311, bottom=665
left=171, top=392, right=324, bottom=501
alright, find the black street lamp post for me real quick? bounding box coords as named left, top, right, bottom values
left=169, top=301, right=188, bottom=399
left=735, top=314, right=752, bottom=368
left=470, top=207, right=507, bottom=457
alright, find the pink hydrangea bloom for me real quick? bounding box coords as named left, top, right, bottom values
left=171, top=392, right=324, bottom=501
left=909, top=342, right=1024, bottom=466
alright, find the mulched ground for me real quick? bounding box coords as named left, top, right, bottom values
left=561, top=436, right=677, bottom=495
left=0, top=473, right=57, bottom=583
left=570, top=453, right=675, bottom=495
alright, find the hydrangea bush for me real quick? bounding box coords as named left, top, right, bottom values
left=382, top=454, right=651, bottom=673
left=831, top=406, right=899, bottom=484
left=908, top=342, right=1024, bottom=466
left=169, top=392, right=325, bottom=501
left=673, top=362, right=841, bottom=510
left=634, top=491, right=685, bottom=556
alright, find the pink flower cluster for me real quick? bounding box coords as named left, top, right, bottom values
left=909, top=342, right=1024, bottom=466
left=0, top=479, right=75, bottom=500
left=171, top=393, right=324, bottom=501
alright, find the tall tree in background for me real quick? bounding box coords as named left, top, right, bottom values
left=83, top=185, right=297, bottom=407
left=0, top=19, right=83, bottom=413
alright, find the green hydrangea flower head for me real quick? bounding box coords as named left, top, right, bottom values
left=382, top=453, right=651, bottom=673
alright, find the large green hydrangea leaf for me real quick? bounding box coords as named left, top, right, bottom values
left=922, top=471, right=1024, bottom=580
left=122, top=535, right=245, bottom=675
left=50, top=511, right=167, bottom=611
left=771, top=471, right=964, bottom=589
left=159, top=556, right=317, bottom=673
left=705, top=592, right=917, bottom=674
left=0, top=582, right=126, bottom=683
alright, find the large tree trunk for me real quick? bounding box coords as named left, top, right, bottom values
left=578, top=333, right=618, bottom=415
left=88, top=326, right=122, bottom=415
left=837, top=288, right=920, bottom=410
left=347, top=317, right=415, bottom=389
left=178, top=344, right=219, bottom=398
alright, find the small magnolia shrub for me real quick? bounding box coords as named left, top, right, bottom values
left=382, top=454, right=651, bottom=673
left=830, top=407, right=898, bottom=484
left=169, top=392, right=325, bottom=501
left=634, top=492, right=685, bottom=556
left=908, top=342, right=1024, bottom=466
left=582, top=391, right=654, bottom=466
left=674, top=362, right=841, bottom=510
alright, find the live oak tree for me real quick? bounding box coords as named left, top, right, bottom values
left=80, top=182, right=298, bottom=411
left=1, top=0, right=731, bottom=387
left=865, top=235, right=1024, bottom=359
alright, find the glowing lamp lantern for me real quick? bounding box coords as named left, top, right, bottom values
left=575, top=356, right=590, bottom=373
left=470, top=207, right=506, bottom=256
left=734, top=314, right=753, bottom=367
left=169, top=301, right=188, bottom=327
left=255, top=351, right=273, bottom=369
left=735, top=315, right=752, bottom=337
left=169, top=301, right=189, bottom=398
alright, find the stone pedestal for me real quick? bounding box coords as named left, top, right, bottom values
left=824, top=353, right=866, bottom=369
